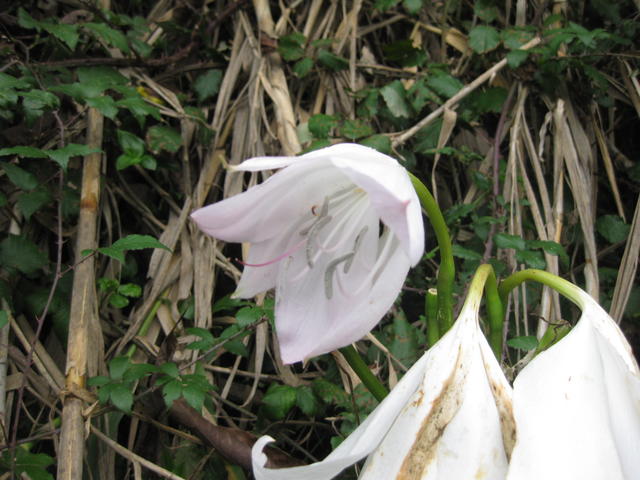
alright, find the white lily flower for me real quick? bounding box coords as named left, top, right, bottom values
left=191, top=143, right=424, bottom=364
left=252, top=266, right=515, bottom=479
left=507, top=286, right=640, bottom=480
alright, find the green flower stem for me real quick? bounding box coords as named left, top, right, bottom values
left=426, top=288, right=439, bottom=347
left=498, top=269, right=584, bottom=309
left=483, top=267, right=504, bottom=359
left=409, top=173, right=455, bottom=334
left=125, top=295, right=165, bottom=358
left=463, top=264, right=504, bottom=358
left=339, top=345, right=388, bottom=402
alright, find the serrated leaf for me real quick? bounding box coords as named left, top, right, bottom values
left=77, top=67, right=128, bottom=88
left=236, top=306, right=263, bottom=327
left=17, top=187, right=51, bottom=220
left=596, top=215, right=630, bottom=243
left=316, top=49, right=348, bottom=71
left=452, top=244, right=482, bottom=260
left=123, top=363, right=158, bottom=382
left=86, top=95, right=118, bottom=119
left=426, top=73, right=463, bottom=98
left=162, top=379, right=183, bottom=407
left=182, top=385, right=205, bottom=412
left=470, top=87, right=507, bottom=113
left=21, top=89, right=60, bottom=111
left=84, top=22, right=130, bottom=53
left=507, top=49, right=529, bottom=68
left=0, top=146, right=47, bottom=158
left=308, top=114, right=338, bottom=139
left=262, top=384, right=297, bottom=420
left=116, top=95, right=161, bottom=124
left=87, top=375, right=110, bottom=387
left=340, top=119, right=374, bottom=140
left=507, top=335, right=538, bottom=351
left=115, top=153, right=141, bottom=171
left=380, top=80, right=411, bottom=118
left=389, top=311, right=418, bottom=366
left=359, top=134, right=391, bottom=154
left=474, top=0, right=499, bottom=21
left=17, top=8, right=40, bottom=29
left=469, top=25, right=501, bottom=54
left=374, top=0, right=400, bottom=10
left=0, top=73, right=31, bottom=90
left=383, top=40, right=427, bottom=67
left=0, top=162, right=39, bottom=190
left=52, top=82, right=104, bottom=101
left=278, top=33, right=306, bottom=61
left=528, top=240, right=569, bottom=264
left=117, top=130, right=145, bottom=157
left=97, top=234, right=170, bottom=263
left=296, top=385, right=319, bottom=416
left=403, top=0, right=423, bottom=13
left=48, top=144, right=101, bottom=171
left=194, top=69, right=223, bottom=103
left=0, top=234, right=47, bottom=274
left=42, top=23, right=79, bottom=50
left=108, top=356, right=131, bottom=380
left=110, top=383, right=134, bottom=412
left=494, top=233, right=526, bottom=251
left=516, top=249, right=546, bottom=269
left=502, top=29, right=536, bottom=49
left=146, top=125, right=182, bottom=153
left=293, top=57, right=314, bottom=78
left=160, top=362, right=180, bottom=378
left=186, top=327, right=215, bottom=350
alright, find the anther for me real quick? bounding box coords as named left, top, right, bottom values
left=324, top=253, right=355, bottom=299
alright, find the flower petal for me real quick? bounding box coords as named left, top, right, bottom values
left=251, top=352, right=432, bottom=480
left=507, top=305, right=640, bottom=480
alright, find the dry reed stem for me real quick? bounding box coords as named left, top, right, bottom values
left=58, top=107, right=105, bottom=480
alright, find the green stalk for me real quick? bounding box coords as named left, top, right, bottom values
left=498, top=269, right=584, bottom=308
left=125, top=295, right=165, bottom=359
left=425, top=288, right=439, bottom=347
left=339, top=345, right=388, bottom=402
left=409, top=173, right=455, bottom=334
left=483, top=267, right=504, bottom=359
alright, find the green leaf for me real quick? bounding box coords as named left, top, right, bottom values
left=311, top=378, right=349, bottom=407
left=84, top=22, right=130, bottom=53
left=426, top=72, right=463, bottom=98
left=117, top=130, right=145, bottom=157
left=17, top=8, right=40, bottom=29
left=110, top=383, right=134, bottom=412
left=123, top=363, right=158, bottom=382
left=97, top=234, right=171, bottom=263
left=0, top=235, right=47, bottom=274
left=182, top=385, right=205, bottom=412
left=382, top=40, right=427, bottom=67
left=109, top=356, right=131, bottom=380
left=527, top=240, right=569, bottom=265
left=380, top=80, right=411, bottom=118
left=0, top=146, right=42, bottom=160
left=470, top=87, right=507, bottom=113
left=515, top=249, right=546, bottom=269
left=469, top=25, right=501, bottom=54
left=17, top=187, right=51, bottom=220
left=42, top=23, right=79, bottom=50
left=186, top=327, right=215, bottom=350
left=0, top=311, right=7, bottom=329
left=87, top=375, right=110, bottom=387
left=262, top=384, right=297, bottom=420
left=236, top=306, right=263, bottom=327
left=118, top=283, right=141, bottom=297
left=162, top=379, right=183, bottom=407
left=506, top=49, right=529, bottom=68
left=359, top=134, right=391, bottom=154
left=502, top=29, right=536, bottom=50
left=340, top=119, right=374, bottom=140
left=374, top=0, right=400, bottom=10
left=140, top=154, right=157, bottom=170
left=316, top=49, right=348, bottom=71
left=452, top=244, right=482, bottom=260
left=389, top=311, right=418, bottom=366
left=293, top=57, right=314, bottom=78
left=474, top=0, right=499, bottom=22
left=147, top=125, right=182, bottom=153
left=115, top=153, right=141, bottom=170
left=194, top=69, right=223, bottom=103
left=159, top=362, right=180, bottom=379
left=0, top=162, right=38, bottom=190
left=77, top=67, right=128, bottom=88
left=308, top=114, right=339, bottom=139
left=296, top=385, right=319, bottom=416
left=0, top=73, right=31, bottom=90
left=109, top=294, right=129, bottom=308
left=48, top=144, right=101, bottom=171
left=403, top=0, right=423, bottom=14
left=596, top=215, right=630, bottom=243
left=21, top=89, right=60, bottom=111
left=52, top=82, right=104, bottom=101
left=116, top=95, right=161, bottom=124
left=507, top=335, right=538, bottom=351
left=278, top=33, right=306, bottom=61
left=86, top=95, right=118, bottom=119
left=494, top=233, right=526, bottom=251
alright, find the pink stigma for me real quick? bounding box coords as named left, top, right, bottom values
left=236, top=238, right=306, bottom=268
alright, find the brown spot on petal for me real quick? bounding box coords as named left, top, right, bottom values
left=397, top=346, right=466, bottom=480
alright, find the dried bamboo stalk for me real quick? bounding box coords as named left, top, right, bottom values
left=57, top=107, right=104, bottom=480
